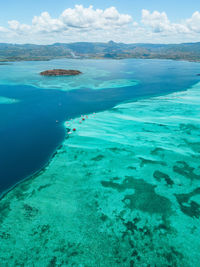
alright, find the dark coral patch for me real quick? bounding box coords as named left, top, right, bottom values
left=0, top=201, right=11, bottom=224
left=139, top=157, right=166, bottom=167
left=153, top=170, right=174, bottom=186
left=151, top=147, right=165, bottom=157
left=101, top=176, right=171, bottom=215
left=175, top=188, right=200, bottom=218
left=91, top=155, right=104, bottom=161
left=23, top=204, right=39, bottom=218
left=173, top=161, right=200, bottom=180
left=183, top=139, right=200, bottom=153
left=127, top=166, right=137, bottom=170
left=38, top=184, right=52, bottom=192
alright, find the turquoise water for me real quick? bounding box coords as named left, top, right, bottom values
left=1, top=58, right=200, bottom=265
left=0, top=59, right=139, bottom=90
left=1, top=81, right=200, bottom=266
left=62, top=82, right=200, bottom=265
left=0, top=58, right=199, bottom=91
left=1, top=58, right=200, bottom=194
left=0, top=96, right=19, bottom=104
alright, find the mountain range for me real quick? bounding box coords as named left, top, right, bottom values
left=1, top=41, right=200, bottom=62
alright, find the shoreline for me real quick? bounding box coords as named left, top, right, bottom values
left=0, top=82, right=198, bottom=201
left=0, top=57, right=200, bottom=201
left=1, top=73, right=200, bottom=265
left=0, top=141, right=65, bottom=201
left=1, top=57, right=200, bottom=64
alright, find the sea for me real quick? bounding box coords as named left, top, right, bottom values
left=0, top=58, right=200, bottom=194
left=1, top=58, right=200, bottom=265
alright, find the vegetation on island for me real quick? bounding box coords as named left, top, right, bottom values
left=1, top=41, right=200, bottom=62
left=40, top=69, right=82, bottom=76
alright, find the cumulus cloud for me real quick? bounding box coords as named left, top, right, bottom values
left=142, top=9, right=170, bottom=32
left=60, top=5, right=132, bottom=29
left=13, top=5, right=132, bottom=35
left=0, top=6, right=200, bottom=43
left=1, top=5, right=132, bottom=43
left=8, top=20, right=31, bottom=32
left=186, top=11, right=200, bottom=32
left=141, top=9, right=189, bottom=34
left=32, top=12, right=64, bottom=33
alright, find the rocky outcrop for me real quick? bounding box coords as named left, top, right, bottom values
left=40, top=69, right=82, bottom=76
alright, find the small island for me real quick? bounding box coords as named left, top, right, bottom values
left=40, top=69, right=82, bottom=76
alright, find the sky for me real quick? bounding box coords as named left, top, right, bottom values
left=0, top=0, right=200, bottom=44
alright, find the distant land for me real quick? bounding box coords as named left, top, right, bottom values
left=40, top=69, right=82, bottom=76
left=1, top=41, right=200, bottom=62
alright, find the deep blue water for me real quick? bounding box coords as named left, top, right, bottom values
left=0, top=59, right=200, bottom=194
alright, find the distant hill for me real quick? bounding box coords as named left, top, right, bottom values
left=0, top=41, right=200, bottom=62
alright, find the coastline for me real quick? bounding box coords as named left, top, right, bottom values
left=0, top=142, right=64, bottom=201
left=0, top=79, right=198, bottom=201
left=1, top=56, right=200, bottom=63
left=1, top=57, right=199, bottom=201
left=0, top=89, right=186, bottom=200
left=0, top=81, right=198, bottom=201
left=0, top=133, right=69, bottom=201
left=1, top=82, right=200, bottom=265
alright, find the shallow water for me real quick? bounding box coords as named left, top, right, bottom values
left=0, top=58, right=200, bottom=194
left=0, top=59, right=139, bottom=90
left=0, top=96, right=19, bottom=104
left=0, top=58, right=199, bottom=91
left=1, top=82, right=200, bottom=266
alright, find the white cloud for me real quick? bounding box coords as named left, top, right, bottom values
left=32, top=12, right=65, bottom=33
left=60, top=5, right=132, bottom=29
left=13, top=5, right=132, bottom=35
left=141, top=9, right=189, bottom=34
left=0, top=6, right=200, bottom=44
left=1, top=5, right=132, bottom=43
left=8, top=20, right=31, bottom=32
left=186, top=11, right=200, bottom=33
left=142, top=9, right=170, bottom=33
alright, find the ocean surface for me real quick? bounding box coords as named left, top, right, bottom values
left=0, top=58, right=200, bottom=195
left=1, top=58, right=200, bottom=266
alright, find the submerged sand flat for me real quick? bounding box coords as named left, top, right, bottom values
left=0, top=59, right=139, bottom=91
left=1, top=84, right=200, bottom=266
left=0, top=96, right=19, bottom=104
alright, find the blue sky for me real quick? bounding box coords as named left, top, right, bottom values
left=0, top=0, right=199, bottom=24
left=0, top=0, right=200, bottom=44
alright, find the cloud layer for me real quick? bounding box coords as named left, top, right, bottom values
left=0, top=5, right=200, bottom=44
